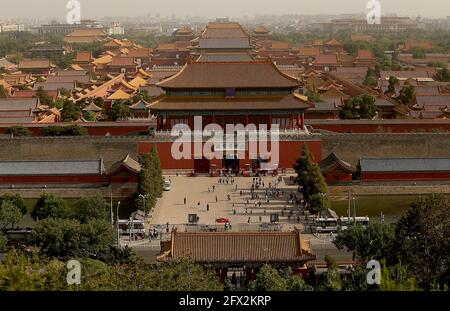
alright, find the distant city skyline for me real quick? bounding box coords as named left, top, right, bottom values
left=0, top=0, right=449, bottom=20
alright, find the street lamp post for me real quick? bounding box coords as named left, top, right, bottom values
left=116, top=201, right=121, bottom=248
left=139, top=194, right=148, bottom=212
left=109, top=184, right=113, bottom=226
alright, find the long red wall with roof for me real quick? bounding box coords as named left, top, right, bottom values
left=361, top=172, right=450, bottom=181
left=306, top=121, right=450, bottom=133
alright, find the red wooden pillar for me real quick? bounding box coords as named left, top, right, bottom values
left=156, top=115, right=161, bottom=130
left=290, top=113, right=293, bottom=129
left=212, top=113, right=216, bottom=124
left=301, top=113, right=305, bottom=130
left=245, top=114, right=249, bottom=126
left=296, top=113, right=300, bottom=129
left=269, top=114, right=272, bottom=129
left=188, top=115, right=193, bottom=130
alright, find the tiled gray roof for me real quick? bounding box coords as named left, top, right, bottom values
left=34, top=82, right=75, bottom=91
left=0, top=99, right=37, bottom=111
left=0, top=116, right=34, bottom=124
left=0, top=160, right=104, bottom=176
left=360, top=157, right=450, bottom=172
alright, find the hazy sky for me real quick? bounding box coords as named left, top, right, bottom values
left=0, top=0, right=449, bottom=19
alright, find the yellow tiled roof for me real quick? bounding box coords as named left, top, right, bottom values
left=93, top=55, right=113, bottom=65
left=129, top=76, right=148, bottom=88
left=107, top=89, right=131, bottom=100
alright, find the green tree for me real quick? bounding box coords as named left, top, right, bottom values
left=62, top=99, right=81, bottom=121
left=397, top=84, right=416, bottom=105
left=334, top=223, right=395, bottom=261
left=93, top=97, right=105, bottom=108
left=339, top=99, right=359, bottom=119
left=379, top=261, right=419, bottom=291
left=394, top=194, right=450, bottom=289
left=412, top=48, right=426, bottom=59
left=73, top=196, right=110, bottom=224
left=150, top=145, right=163, bottom=198
left=293, top=144, right=328, bottom=204
left=148, top=260, right=223, bottom=291
left=306, top=193, right=330, bottom=215
left=52, top=52, right=75, bottom=69
left=58, top=87, right=72, bottom=98
left=41, top=125, right=87, bottom=136
left=137, top=154, right=156, bottom=212
left=0, top=201, right=22, bottom=231
left=5, top=126, right=31, bottom=137
left=32, top=218, right=115, bottom=259
left=340, top=95, right=377, bottom=119
left=435, top=68, right=450, bottom=82
left=249, top=264, right=312, bottom=291
left=107, top=101, right=131, bottom=121
left=363, top=67, right=379, bottom=88
left=0, top=194, right=27, bottom=215
left=31, top=194, right=71, bottom=221
left=305, top=89, right=322, bottom=103
left=35, top=87, right=54, bottom=107
left=0, top=233, right=6, bottom=252
left=83, top=110, right=96, bottom=122
left=359, top=95, right=377, bottom=119
left=136, top=146, right=163, bottom=212
left=319, top=256, right=343, bottom=291
left=385, top=76, right=399, bottom=95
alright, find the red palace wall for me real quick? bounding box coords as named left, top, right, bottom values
left=323, top=172, right=353, bottom=183
left=307, top=121, right=450, bottom=133
left=139, top=140, right=323, bottom=171
left=361, top=172, right=450, bottom=182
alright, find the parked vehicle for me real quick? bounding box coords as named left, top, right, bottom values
left=163, top=180, right=171, bottom=191
left=118, top=219, right=145, bottom=238
left=339, top=216, right=370, bottom=230
left=314, top=218, right=339, bottom=233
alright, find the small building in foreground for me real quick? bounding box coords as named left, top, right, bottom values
left=359, top=157, right=450, bottom=182
left=319, top=152, right=356, bottom=183
left=157, top=229, right=316, bottom=283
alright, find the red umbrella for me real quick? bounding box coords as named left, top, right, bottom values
left=215, top=218, right=230, bottom=224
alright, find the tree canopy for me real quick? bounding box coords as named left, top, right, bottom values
left=31, top=193, right=71, bottom=221
left=249, top=264, right=312, bottom=291
left=394, top=194, right=449, bottom=289
left=293, top=144, right=328, bottom=214
left=0, top=194, right=27, bottom=215
left=339, top=95, right=377, bottom=119
left=107, top=101, right=131, bottom=121
left=73, top=196, right=110, bottom=224
left=0, top=201, right=22, bottom=231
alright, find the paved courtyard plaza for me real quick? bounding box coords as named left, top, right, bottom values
left=150, top=175, right=307, bottom=230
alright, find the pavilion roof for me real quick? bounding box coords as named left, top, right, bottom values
left=93, top=55, right=113, bottom=66
left=108, top=154, right=141, bottom=175
left=83, top=102, right=103, bottom=112
left=107, top=89, right=131, bottom=100
left=129, top=99, right=150, bottom=110
left=319, top=152, right=356, bottom=174
left=149, top=93, right=312, bottom=112
left=129, top=76, right=148, bottom=88
left=158, top=230, right=316, bottom=263
left=157, top=61, right=300, bottom=89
